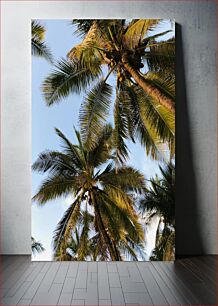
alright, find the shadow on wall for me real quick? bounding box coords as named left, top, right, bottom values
left=175, top=24, right=205, bottom=257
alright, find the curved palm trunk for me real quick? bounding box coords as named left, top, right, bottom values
left=122, top=55, right=175, bottom=114
left=90, top=191, right=119, bottom=261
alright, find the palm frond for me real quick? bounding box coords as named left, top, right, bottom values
left=53, top=195, right=82, bottom=253
left=145, top=38, right=175, bottom=74
left=32, top=20, right=45, bottom=40
left=71, top=20, right=94, bottom=37
left=42, top=59, right=102, bottom=106
left=31, top=237, right=45, bottom=255
left=141, top=30, right=172, bottom=46
left=98, top=189, right=144, bottom=243
left=32, top=150, right=78, bottom=177
left=55, top=128, right=85, bottom=169
left=113, top=91, right=129, bottom=164
left=124, top=84, right=167, bottom=160
left=133, top=85, right=175, bottom=154
left=32, top=38, right=53, bottom=63
left=119, top=236, right=146, bottom=261
left=143, top=71, right=175, bottom=101
left=124, top=19, right=160, bottom=49
left=79, top=80, right=112, bottom=150
left=99, top=166, right=146, bottom=194
left=32, top=175, right=77, bottom=205
left=68, top=21, right=104, bottom=70
left=31, top=20, right=53, bottom=63
left=88, top=124, right=113, bottom=168
left=139, top=163, right=175, bottom=225
left=75, top=210, right=93, bottom=260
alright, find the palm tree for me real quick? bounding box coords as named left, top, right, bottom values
left=31, top=20, right=53, bottom=63
left=31, top=236, right=45, bottom=255
left=32, top=124, right=146, bottom=261
left=42, top=19, right=175, bottom=161
left=139, top=164, right=175, bottom=260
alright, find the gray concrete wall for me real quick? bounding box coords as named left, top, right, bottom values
left=1, top=1, right=217, bottom=255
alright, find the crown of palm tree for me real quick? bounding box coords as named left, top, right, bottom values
left=32, top=123, right=146, bottom=261
left=41, top=19, right=175, bottom=162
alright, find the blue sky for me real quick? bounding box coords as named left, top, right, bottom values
left=32, top=20, right=174, bottom=261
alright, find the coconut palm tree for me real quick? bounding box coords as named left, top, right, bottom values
left=31, top=236, right=45, bottom=255
left=32, top=124, right=146, bottom=261
left=42, top=19, right=175, bottom=161
left=139, top=164, right=175, bottom=260
left=31, top=20, right=53, bottom=63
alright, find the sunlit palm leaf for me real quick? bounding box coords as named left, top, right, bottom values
left=134, top=85, right=175, bottom=152
left=123, top=85, right=165, bottom=160
left=98, top=189, right=144, bottom=243
left=124, top=19, right=160, bottom=49
left=144, top=71, right=175, bottom=100
left=99, top=166, right=146, bottom=194
left=32, top=20, right=45, bottom=40
left=68, top=21, right=104, bottom=70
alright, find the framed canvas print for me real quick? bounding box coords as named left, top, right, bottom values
left=32, top=19, right=175, bottom=261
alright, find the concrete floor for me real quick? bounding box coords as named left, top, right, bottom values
left=0, top=256, right=217, bottom=305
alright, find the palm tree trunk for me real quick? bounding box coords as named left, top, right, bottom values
left=122, top=55, right=175, bottom=114
left=90, top=191, right=119, bottom=261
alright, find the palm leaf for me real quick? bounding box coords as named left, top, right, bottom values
left=113, top=91, right=129, bottom=164
left=32, top=150, right=78, bottom=177
left=68, top=21, right=104, bottom=70
left=98, top=189, right=144, bottom=243
left=76, top=210, right=93, bottom=260
left=141, top=30, right=172, bottom=46
left=32, top=175, right=77, bottom=205
left=124, top=84, right=167, bottom=160
left=55, top=128, right=85, bottom=169
left=88, top=124, right=113, bottom=168
left=133, top=85, right=175, bottom=151
left=42, top=59, right=102, bottom=106
left=32, top=20, right=45, bottom=40
left=143, top=71, right=175, bottom=102
left=31, top=237, right=45, bottom=255
left=53, top=195, right=82, bottom=253
left=145, top=38, right=175, bottom=74
left=32, top=38, right=53, bottom=63
left=124, top=19, right=160, bottom=49
left=71, top=20, right=94, bottom=37
left=31, top=20, right=53, bottom=63
left=99, top=166, right=146, bottom=194
left=79, top=80, right=112, bottom=150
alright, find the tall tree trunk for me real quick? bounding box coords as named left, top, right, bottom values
left=122, top=55, right=175, bottom=114
left=90, top=191, right=119, bottom=261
